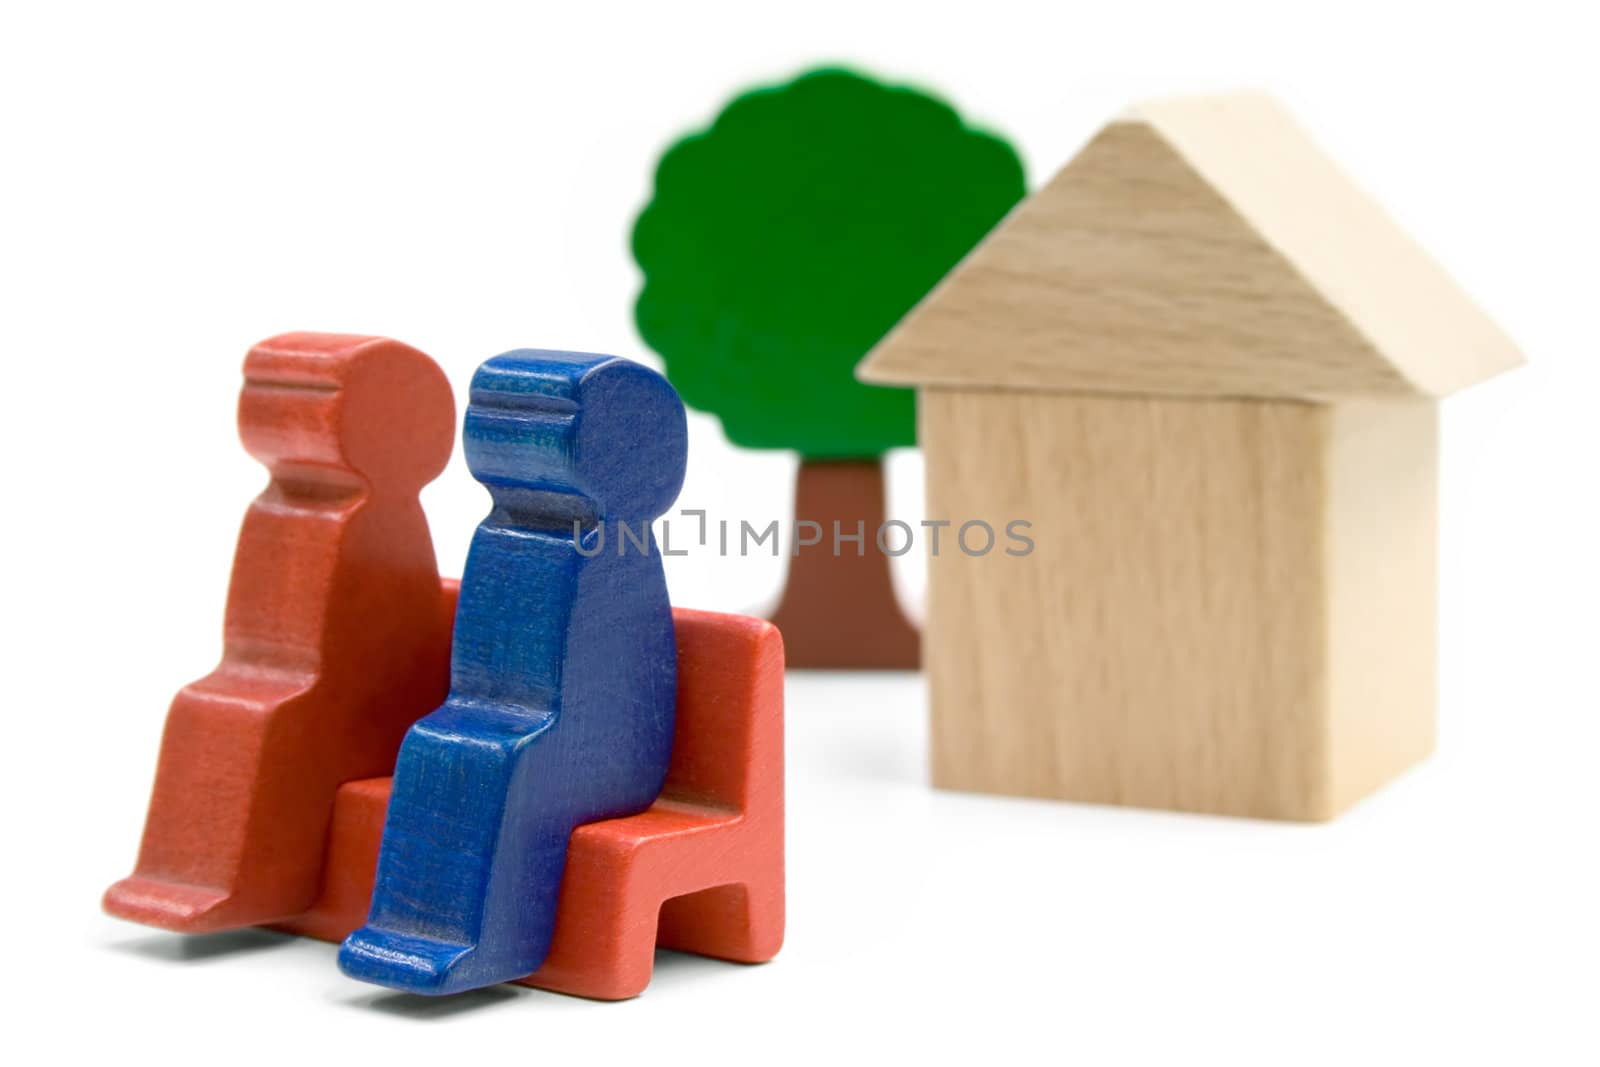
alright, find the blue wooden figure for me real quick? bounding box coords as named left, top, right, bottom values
left=338, top=350, right=688, bottom=996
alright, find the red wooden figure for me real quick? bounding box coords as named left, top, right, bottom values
left=280, top=595, right=786, bottom=1000
left=104, top=332, right=456, bottom=933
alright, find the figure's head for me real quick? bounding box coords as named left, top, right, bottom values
left=239, top=332, right=455, bottom=494
left=464, top=350, right=688, bottom=523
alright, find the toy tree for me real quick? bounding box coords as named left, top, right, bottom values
left=633, top=67, right=1025, bottom=668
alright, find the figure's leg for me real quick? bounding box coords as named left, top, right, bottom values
left=104, top=678, right=331, bottom=932
left=338, top=702, right=572, bottom=995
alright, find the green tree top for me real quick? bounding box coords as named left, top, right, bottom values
left=633, top=67, right=1026, bottom=459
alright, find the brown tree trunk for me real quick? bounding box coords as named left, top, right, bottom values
left=768, top=458, right=920, bottom=670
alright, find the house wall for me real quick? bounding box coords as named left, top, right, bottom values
left=1322, top=399, right=1438, bottom=814
left=921, top=387, right=1436, bottom=820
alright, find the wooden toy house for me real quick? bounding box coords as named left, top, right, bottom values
left=857, top=93, right=1522, bottom=820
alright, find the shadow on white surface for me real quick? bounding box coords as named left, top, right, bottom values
left=344, top=985, right=529, bottom=1021
left=647, top=948, right=768, bottom=995
left=106, top=927, right=297, bottom=964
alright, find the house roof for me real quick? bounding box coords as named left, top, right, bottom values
left=858, top=92, right=1523, bottom=400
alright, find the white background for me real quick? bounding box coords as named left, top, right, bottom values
left=3, top=1, right=1596, bottom=1063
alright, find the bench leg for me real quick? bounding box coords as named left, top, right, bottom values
left=658, top=878, right=784, bottom=964
left=519, top=847, right=660, bottom=1000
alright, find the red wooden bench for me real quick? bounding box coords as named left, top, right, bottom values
left=278, top=583, right=786, bottom=1000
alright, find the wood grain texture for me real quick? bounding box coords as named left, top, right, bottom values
left=281, top=599, right=787, bottom=1002
left=103, top=332, right=456, bottom=931
left=922, top=387, right=1437, bottom=820
left=339, top=351, right=689, bottom=996
left=859, top=93, right=1522, bottom=400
